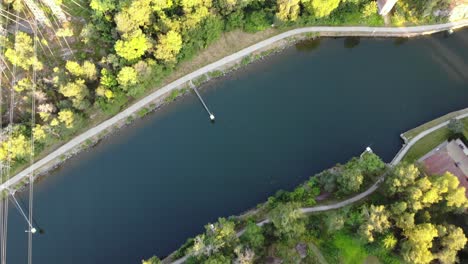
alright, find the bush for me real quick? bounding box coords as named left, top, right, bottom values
left=244, top=11, right=271, bottom=32
left=226, top=10, right=245, bottom=31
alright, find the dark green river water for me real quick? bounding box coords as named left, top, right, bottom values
left=7, top=29, right=468, bottom=263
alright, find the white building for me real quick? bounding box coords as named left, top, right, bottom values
left=377, top=0, right=398, bottom=16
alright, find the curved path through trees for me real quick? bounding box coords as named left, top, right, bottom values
left=5, top=20, right=468, bottom=192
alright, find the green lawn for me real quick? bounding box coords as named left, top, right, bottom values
left=403, top=117, right=468, bottom=163
left=332, top=232, right=368, bottom=264
left=318, top=230, right=401, bottom=264
left=402, top=108, right=468, bottom=141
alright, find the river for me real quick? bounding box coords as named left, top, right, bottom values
left=6, top=30, right=468, bottom=263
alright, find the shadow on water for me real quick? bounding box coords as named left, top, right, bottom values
left=344, top=37, right=361, bottom=49
left=295, top=38, right=321, bottom=52
left=394, top=37, right=408, bottom=46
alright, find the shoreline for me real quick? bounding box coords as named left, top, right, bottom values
left=4, top=21, right=468, bottom=193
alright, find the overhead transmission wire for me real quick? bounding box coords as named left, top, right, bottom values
left=27, top=14, right=39, bottom=264
left=0, top=2, right=5, bottom=263
left=1, top=6, right=20, bottom=264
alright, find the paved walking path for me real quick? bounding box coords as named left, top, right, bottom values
left=4, top=20, right=468, bottom=192
left=390, top=107, right=468, bottom=165
left=170, top=172, right=387, bottom=263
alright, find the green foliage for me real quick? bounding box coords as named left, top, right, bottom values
left=90, top=0, right=116, bottom=15
left=191, top=218, right=238, bottom=258
left=115, top=30, right=151, bottom=61
left=385, top=163, right=420, bottom=196
left=166, top=89, right=182, bottom=102
left=269, top=202, right=305, bottom=239
left=448, top=118, right=464, bottom=136
left=244, top=11, right=271, bottom=33
left=381, top=234, right=397, bottom=250
left=401, top=223, right=438, bottom=264
left=276, top=0, right=300, bottom=21
left=359, top=152, right=385, bottom=175
left=137, top=108, right=150, bottom=117
left=240, top=222, right=264, bottom=251
left=117, top=66, right=138, bottom=87
left=156, top=30, right=183, bottom=62
left=142, top=256, right=161, bottom=264
left=59, top=80, right=90, bottom=110
left=202, top=16, right=224, bottom=47
left=435, top=224, right=467, bottom=264
left=359, top=205, right=391, bottom=243
left=303, top=0, right=341, bottom=18
left=225, top=10, right=245, bottom=31
left=66, top=60, right=98, bottom=80
left=337, top=162, right=363, bottom=194
left=5, top=32, right=43, bottom=71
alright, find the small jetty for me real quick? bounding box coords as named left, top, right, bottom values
left=190, top=80, right=215, bottom=121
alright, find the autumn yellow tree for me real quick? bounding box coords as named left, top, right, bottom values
left=276, top=0, right=301, bottom=21
left=155, top=30, right=183, bottom=62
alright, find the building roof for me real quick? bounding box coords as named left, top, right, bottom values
left=422, top=139, right=468, bottom=197
left=377, top=0, right=398, bottom=15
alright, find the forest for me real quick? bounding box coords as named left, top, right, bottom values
left=0, top=0, right=456, bottom=174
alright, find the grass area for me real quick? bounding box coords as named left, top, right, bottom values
left=403, top=117, right=468, bottom=163
left=402, top=108, right=468, bottom=141
left=318, top=231, right=400, bottom=264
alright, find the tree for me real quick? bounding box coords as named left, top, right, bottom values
left=0, top=132, right=29, bottom=162
left=326, top=211, right=345, bottom=232
left=59, top=80, right=90, bottom=110
left=115, top=30, right=151, bottom=61
left=337, top=166, right=363, bottom=194
left=435, top=224, right=467, bottom=264
left=381, top=233, right=397, bottom=250
left=234, top=246, right=255, bottom=264
left=432, top=172, right=468, bottom=211
left=203, top=254, right=230, bottom=264
left=142, top=256, right=161, bottom=264
left=316, top=170, right=337, bottom=193
left=33, top=124, right=47, bottom=142
left=201, top=16, right=224, bottom=47
left=192, top=218, right=238, bottom=257
left=448, top=118, right=464, bottom=136
left=215, top=0, right=241, bottom=15
left=155, top=30, right=183, bottom=62
left=152, top=0, right=173, bottom=11
left=5, top=32, right=43, bottom=70
left=66, top=60, right=97, bottom=80
left=115, top=0, right=153, bottom=34
left=225, top=10, right=244, bottom=31
left=100, top=68, right=118, bottom=88
left=268, top=202, right=305, bottom=239
left=385, top=164, right=419, bottom=196
left=244, top=11, right=270, bottom=33
left=57, top=109, right=75, bottom=129
left=13, top=78, right=32, bottom=92
left=276, top=0, right=301, bottom=21
left=117, top=67, right=138, bottom=87
left=303, top=0, right=341, bottom=18
left=359, top=205, right=391, bottom=243
left=401, top=223, right=438, bottom=264
left=240, top=221, right=264, bottom=251
left=90, top=0, right=116, bottom=15
left=359, top=152, right=385, bottom=174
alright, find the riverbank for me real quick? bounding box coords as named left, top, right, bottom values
left=4, top=21, right=468, bottom=194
